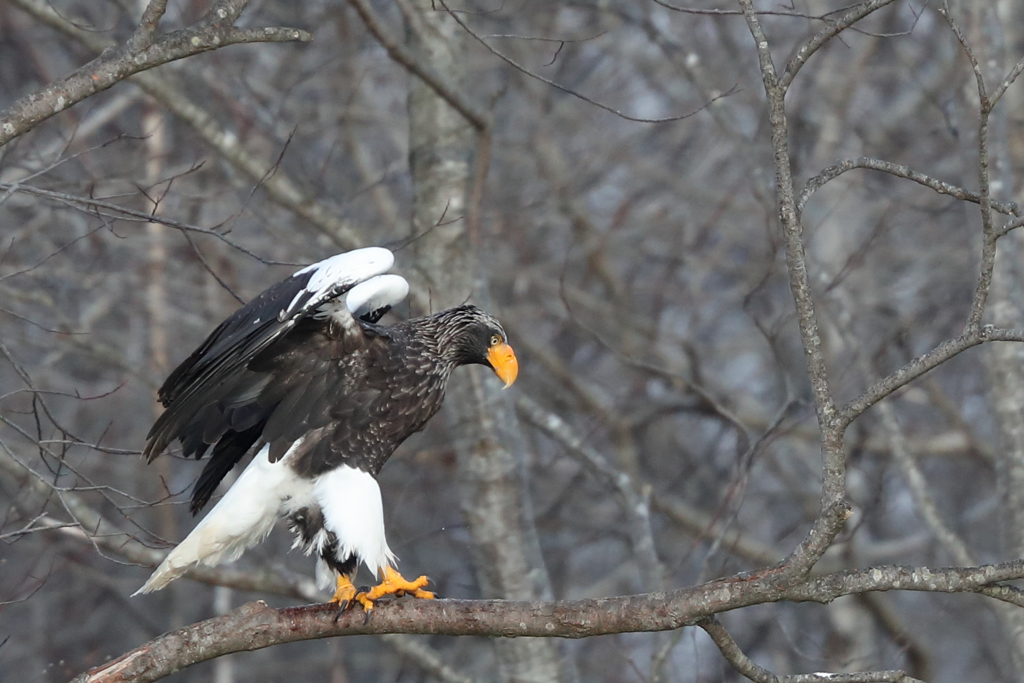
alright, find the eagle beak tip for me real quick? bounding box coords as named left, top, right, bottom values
left=487, top=343, right=518, bottom=389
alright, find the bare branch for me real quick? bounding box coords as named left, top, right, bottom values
left=516, top=394, right=664, bottom=587
left=779, top=0, right=900, bottom=91
left=798, top=156, right=1022, bottom=218
left=877, top=400, right=974, bottom=565
left=379, top=635, right=475, bottom=683
left=939, top=5, right=998, bottom=333
left=129, top=0, right=171, bottom=51
left=345, top=0, right=489, bottom=132
left=990, top=55, right=1024, bottom=109
left=0, top=0, right=311, bottom=147
left=651, top=1, right=850, bottom=19
left=437, top=0, right=731, bottom=124
left=737, top=0, right=846, bottom=582
left=71, top=558, right=1024, bottom=682
left=9, top=0, right=367, bottom=249
left=0, top=182, right=283, bottom=262
left=699, top=616, right=924, bottom=683
left=840, top=327, right=1024, bottom=429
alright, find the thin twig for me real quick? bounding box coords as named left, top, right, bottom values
left=780, top=0, right=900, bottom=91
left=798, top=156, right=1021, bottom=218
left=737, top=0, right=846, bottom=582
left=345, top=0, right=489, bottom=131
left=940, top=4, right=996, bottom=333
left=437, top=0, right=733, bottom=124
left=699, top=616, right=924, bottom=683
left=9, top=0, right=364, bottom=249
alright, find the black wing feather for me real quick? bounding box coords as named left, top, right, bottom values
left=190, top=423, right=264, bottom=514
left=145, top=269, right=362, bottom=462
left=157, top=271, right=314, bottom=407
left=144, top=262, right=451, bottom=515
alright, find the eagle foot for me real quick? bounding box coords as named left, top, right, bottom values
left=329, top=568, right=432, bottom=616
left=361, top=566, right=435, bottom=605
left=329, top=575, right=376, bottom=618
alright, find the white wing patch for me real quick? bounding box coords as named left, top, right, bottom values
left=346, top=274, right=410, bottom=320
left=284, top=247, right=395, bottom=318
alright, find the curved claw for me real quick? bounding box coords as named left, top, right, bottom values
left=328, top=575, right=357, bottom=606
left=353, top=592, right=375, bottom=611
left=329, top=575, right=359, bottom=621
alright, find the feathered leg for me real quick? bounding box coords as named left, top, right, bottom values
left=314, top=464, right=432, bottom=609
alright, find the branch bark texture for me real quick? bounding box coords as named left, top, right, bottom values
left=398, top=2, right=561, bottom=682
left=72, top=557, right=1024, bottom=683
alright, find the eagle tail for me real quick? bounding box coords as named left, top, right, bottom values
left=133, top=445, right=309, bottom=595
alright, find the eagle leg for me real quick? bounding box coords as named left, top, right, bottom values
left=357, top=566, right=434, bottom=608
left=329, top=574, right=374, bottom=613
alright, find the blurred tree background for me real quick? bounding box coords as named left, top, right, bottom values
left=2, top=0, right=1024, bottom=681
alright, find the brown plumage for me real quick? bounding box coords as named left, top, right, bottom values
left=151, top=304, right=512, bottom=512
left=136, top=249, right=518, bottom=603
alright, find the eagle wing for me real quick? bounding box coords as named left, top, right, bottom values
left=144, top=248, right=409, bottom=512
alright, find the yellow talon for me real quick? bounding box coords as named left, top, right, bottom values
left=363, top=566, right=435, bottom=605
left=328, top=575, right=357, bottom=606
left=329, top=568, right=433, bottom=612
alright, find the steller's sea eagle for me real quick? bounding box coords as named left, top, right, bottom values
left=134, top=247, right=518, bottom=609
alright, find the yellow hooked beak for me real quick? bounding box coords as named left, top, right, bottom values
left=486, top=342, right=519, bottom=388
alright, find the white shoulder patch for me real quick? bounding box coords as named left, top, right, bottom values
left=297, top=247, right=394, bottom=295
left=283, top=247, right=396, bottom=321
left=346, top=274, right=409, bottom=319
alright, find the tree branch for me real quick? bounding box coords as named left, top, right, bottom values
left=345, top=0, right=489, bottom=132
left=9, top=0, right=371, bottom=249
left=516, top=394, right=664, bottom=588
left=737, top=0, right=847, bottom=584
left=699, top=616, right=924, bottom=683
left=839, top=326, right=1024, bottom=428
left=797, top=156, right=1022, bottom=218
left=0, top=438, right=323, bottom=600
left=71, top=558, right=1024, bottom=682
left=0, top=0, right=311, bottom=148
left=779, top=0, right=900, bottom=91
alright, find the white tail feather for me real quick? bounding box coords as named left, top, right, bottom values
left=133, top=445, right=313, bottom=595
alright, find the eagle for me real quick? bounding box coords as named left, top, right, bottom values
left=134, top=247, right=518, bottom=610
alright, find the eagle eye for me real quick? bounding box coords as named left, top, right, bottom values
left=489, top=334, right=502, bottom=346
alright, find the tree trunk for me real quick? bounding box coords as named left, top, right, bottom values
left=980, top=0, right=1024, bottom=674
left=404, top=3, right=561, bottom=682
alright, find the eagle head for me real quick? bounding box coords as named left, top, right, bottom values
left=438, top=305, right=518, bottom=388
